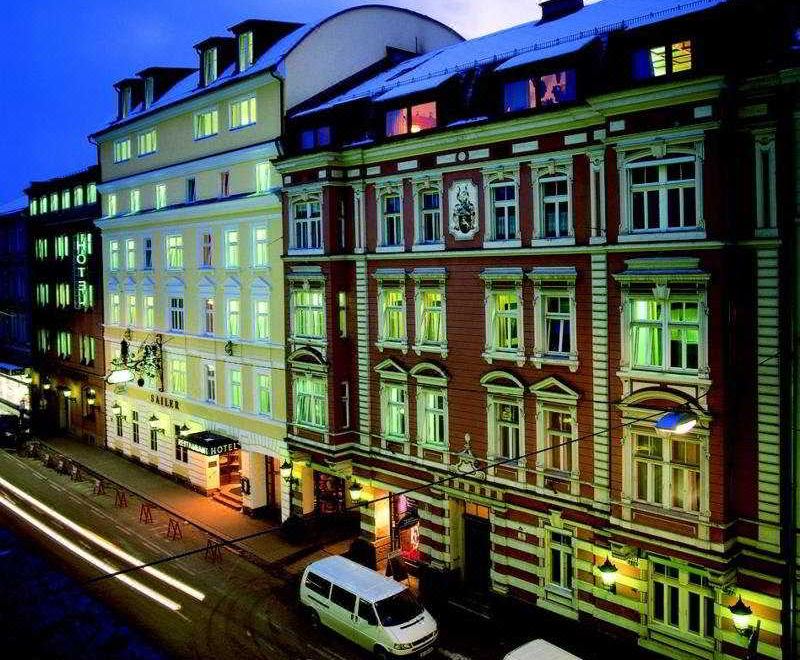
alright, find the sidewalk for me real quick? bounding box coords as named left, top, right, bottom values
left=37, top=436, right=353, bottom=577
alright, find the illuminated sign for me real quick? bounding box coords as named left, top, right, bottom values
left=177, top=438, right=239, bottom=456
left=73, top=233, right=91, bottom=309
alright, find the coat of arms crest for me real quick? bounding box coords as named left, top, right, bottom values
left=448, top=180, right=479, bottom=240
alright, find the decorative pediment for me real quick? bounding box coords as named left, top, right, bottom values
left=410, top=361, right=448, bottom=385
left=197, top=276, right=215, bottom=294
left=530, top=376, right=580, bottom=402
left=124, top=276, right=137, bottom=291
left=480, top=370, right=524, bottom=394
left=164, top=276, right=185, bottom=293
left=250, top=276, right=271, bottom=295
left=288, top=346, right=327, bottom=369
left=374, top=358, right=407, bottom=376
left=222, top=276, right=241, bottom=295
left=140, top=276, right=155, bottom=293
left=107, top=276, right=120, bottom=290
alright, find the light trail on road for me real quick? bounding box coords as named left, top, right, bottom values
left=0, top=494, right=182, bottom=611
left=0, top=475, right=206, bottom=602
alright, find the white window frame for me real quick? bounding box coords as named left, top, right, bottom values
left=483, top=165, right=521, bottom=248
left=125, top=238, right=136, bottom=271
left=255, top=162, right=271, bottom=194
left=142, top=236, right=153, bottom=270
left=169, top=296, right=185, bottom=333
left=375, top=359, right=409, bottom=444
left=618, top=139, right=705, bottom=241
left=411, top=268, right=447, bottom=357
left=165, top=234, right=184, bottom=270
left=648, top=559, right=716, bottom=644
left=154, top=184, right=167, bottom=210
left=531, top=376, right=580, bottom=494
left=113, top=138, right=131, bottom=163
left=411, top=363, right=449, bottom=451
left=137, top=129, right=157, bottom=157
left=411, top=175, right=444, bottom=250
left=109, top=239, right=120, bottom=271
left=253, top=298, right=270, bottom=341
left=374, top=270, right=407, bottom=353
left=481, top=371, right=525, bottom=479
left=255, top=370, right=273, bottom=417
left=143, top=294, right=155, bottom=330
left=109, top=292, right=121, bottom=325
left=228, top=368, right=242, bottom=410
left=531, top=160, right=574, bottom=245
left=193, top=107, right=219, bottom=140
left=376, top=182, right=404, bottom=252
left=226, top=298, right=241, bottom=338
left=288, top=192, right=323, bottom=255
left=126, top=294, right=137, bottom=328
left=544, top=528, right=576, bottom=603
left=229, top=95, right=257, bottom=130
left=529, top=267, right=578, bottom=371
left=238, top=31, right=253, bottom=71
left=199, top=230, right=213, bottom=268
left=588, top=150, right=607, bottom=244
left=169, top=358, right=187, bottom=395
left=292, top=368, right=328, bottom=431
left=224, top=228, right=240, bottom=268
left=753, top=129, right=777, bottom=236
left=203, top=47, right=218, bottom=85
left=288, top=269, right=326, bottom=351
left=252, top=224, right=269, bottom=267
left=481, top=269, right=525, bottom=366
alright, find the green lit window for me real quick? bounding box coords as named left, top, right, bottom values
left=379, top=287, right=406, bottom=343
left=154, top=184, right=167, bottom=210
left=73, top=186, right=84, bottom=206
left=57, top=331, right=71, bottom=359
left=229, top=369, right=242, bottom=409
left=61, top=189, right=71, bottom=209
left=109, top=240, right=120, bottom=270
left=630, top=298, right=700, bottom=372
left=224, top=229, right=239, bottom=268
left=35, top=283, right=49, bottom=306
left=110, top=293, right=120, bottom=324
left=203, top=298, right=214, bottom=334
left=129, top=189, right=141, bottom=214
left=34, top=238, right=48, bottom=260
left=50, top=192, right=59, bottom=212
left=292, top=289, right=325, bottom=339
left=294, top=373, right=326, bottom=429
left=144, top=296, right=154, bottom=329
left=230, top=96, right=256, bottom=129
left=113, top=138, right=131, bottom=163
left=238, top=31, right=253, bottom=71
left=634, top=41, right=693, bottom=80
left=37, top=329, right=50, bottom=352
left=75, top=232, right=92, bottom=255
left=257, top=373, right=272, bottom=416
left=125, top=239, right=136, bottom=270
left=127, top=294, right=137, bottom=327
left=203, top=47, right=218, bottom=85
left=80, top=335, right=96, bottom=364
left=383, top=383, right=407, bottom=441
left=166, top=235, right=183, bottom=270
left=80, top=284, right=95, bottom=310
left=494, top=399, right=521, bottom=461
left=491, top=291, right=519, bottom=352
left=194, top=108, right=219, bottom=139
left=419, top=388, right=446, bottom=446
left=55, top=235, right=70, bottom=259
left=29, top=198, right=38, bottom=216
left=56, top=283, right=71, bottom=308
left=253, top=226, right=268, bottom=267
left=39, top=195, right=48, bottom=213
left=226, top=298, right=240, bottom=337
left=137, top=129, right=157, bottom=156
left=418, top=290, right=444, bottom=346
left=106, top=194, right=117, bottom=217
left=170, top=359, right=187, bottom=395
left=87, top=183, right=97, bottom=204
left=254, top=300, right=269, bottom=340
left=255, top=162, right=271, bottom=194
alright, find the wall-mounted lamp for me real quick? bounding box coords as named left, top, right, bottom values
left=729, top=595, right=760, bottom=658
left=111, top=401, right=122, bottom=416
left=280, top=459, right=294, bottom=484
left=148, top=414, right=161, bottom=429
left=224, top=340, right=235, bottom=356
left=42, top=377, right=52, bottom=391
left=85, top=389, right=97, bottom=406
left=61, top=388, right=73, bottom=400
left=178, top=423, right=191, bottom=438
left=598, top=556, right=618, bottom=593
left=348, top=480, right=364, bottom=504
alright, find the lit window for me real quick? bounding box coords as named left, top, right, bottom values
left=650, top=562, right=714, bottom=639
left=255, top=162, right=271, bottom=194
left=35, top=283, right=49, bottom=306
left=37, top=328, right=50, bottom=352
left=633, top=40, right=693, bottom=79
left=337, top=292, right=347, bottom=338
left=226, top=298, right=240, bottom=337
left=166, top=235, right=183, bottom=270
left=538, top=70, right=577, bottom=106
left=530, top=268, right=577, bottom=369
left=107, top=194, right=117, bottom=217
left=61, top=189, right=71, bottom=209
left=200, top=232, right=213, bottom=267
left=132, top=411, right=139, bottom=443
left=80, top=335, right=96, bottom=364
left=56, top=283, right=71, bottom=308
left=417, top=290, right=444, bottom=348
left=293, top=373, right=327, bottom=429
left=203, top=298, right=215, bottom=334
left=224, top=229, right=239, bottom=267
left=539, top=174, right=571, bottom=239
left=29, top=198, right=38, bottom=216
left=137, top=129, right=157, bottom=156
left=50, top=192, right=59, bottom=212
left=229, top=369, right=242, bottom=409
left=382, top=382, right=407, bottom=441
left=203, top=47, right=218, bottom=85
left=491, top=292, right=519, bottom=353
left=634, top=434, right=701, bottom=513
left=108, top=240, right=119, bottom=270
left=55, top=235, right=69, bottom=259
left=380, top=194, right=402, bottom=247
left=257, top=373, right=272, bottom=416
left=170, top=359, right=187, bottom=395
left=39, top=195, right=48, bottom=213
left=34, top=238, right=48, bottom=260
left=205, top=364, right=216, bottom=402
left=254, top=300, right=269, bottom=340
left=377, top=284, right=406, bottom=347
left=291, top=288, right=325, bottom=340
left=504, top=79, right=536, bottom=113
left=291, top=199, right=322, bottom=251
left=57, top=331, right=71, bottom=359
left=630, top=298, right=700, bottom=373
left=238, top=31, right=254, bottom=71
left=155, top=184, right=167, bottom=210
left=418, top=388, right=446, bottom=446
left=87, top=183, right=97, bottom=204
left=127, top=294, right=137, bottom=327
left=124, top=239, right=135, bottom=270
left=194, top=108, right=219, bottom=139
left=73, top=186, right=84, bottom=206
left=144, top=295, right=154, bottom=329
left=110, top=293, right=120, bottom=324
left=410, top=102, right=437, bottom=132
left=113, top=138, right=131, bottom=163
left=253, top=226, right=268, bottom=266
left=129, top=189, right=140, bottom=214
left=170, top=297, right=185, bottom=332
left=385, top=108, right=408, bottom=137
left=229, top=96, right=256, bottom=129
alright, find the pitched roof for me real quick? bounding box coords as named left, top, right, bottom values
left=294, top=0, right=727, bottom=118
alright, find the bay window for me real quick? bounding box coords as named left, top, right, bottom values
left=382, top=381, right=408, bottom=442
left=294, top=372, right=327, bottom=429
left=418, top=388, right=446, bottom=446
left=290, top=278, right=325, bottom=345
left=630, top=298, right=699, bottom=373
left=291, top=199, right=322, bottom=251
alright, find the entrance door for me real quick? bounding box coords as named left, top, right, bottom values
left=463, top=507, right=491, bottom=593
left=265, top=455, right=279, bottom=511
left=219, top=449, right=241, bottom=487
left=58, top=398, right=70, bottom=432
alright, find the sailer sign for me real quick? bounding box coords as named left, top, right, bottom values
left=150, top=394, right=180, bottom=410
left=73, top=233, right=91, bottom=309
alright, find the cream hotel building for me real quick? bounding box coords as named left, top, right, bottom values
left=91, top=9, right=460, bottom=518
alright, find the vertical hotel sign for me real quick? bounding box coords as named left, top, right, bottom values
left=74, top=233, right=90, bottom=309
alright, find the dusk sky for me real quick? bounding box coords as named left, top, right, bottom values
left=0, top=0, right=548, bottom=205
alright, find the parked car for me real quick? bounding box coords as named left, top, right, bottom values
left=504, top=639, right=582, bottom=660
left=300, top=555, right=437, bottom=658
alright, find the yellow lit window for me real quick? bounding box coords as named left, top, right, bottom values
left=230, top=96, right=256, bottom=129
left=194, top=108, right=219, bottom=139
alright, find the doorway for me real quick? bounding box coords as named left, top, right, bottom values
left=58, top=397, right=70, bottom=433
left=264, top=455, right=280, bottom=513
left=462, top=503, right=491, bottom=593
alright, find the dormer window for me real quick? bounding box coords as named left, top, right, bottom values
left=121, top=87, right=132, bottom=118
left=504, top=69, right=576, bottom=114
left=238, top=31, right=254, bottom=72
left=144, top=77, right=154, bottom=109
left=300, top=127, right=331, bottom=151
left=204, top=48, right=218, bottom=85
left=385, top=102, right=437, bottom=137
left=633, top=40, right=693, bottom=80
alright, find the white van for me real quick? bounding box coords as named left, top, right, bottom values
left=503, top=639, right=582, bottom=660
left=300, top=555, right=437, bottom=658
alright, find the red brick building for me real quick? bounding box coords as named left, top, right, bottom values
left=277, top=1, right=798, bottom=657
left=26, top=166, right=106, bottom=445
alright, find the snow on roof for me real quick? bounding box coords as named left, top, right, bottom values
left=0, top=196, right=27, bottom=216
left=295, top=0, right=727, bottom=117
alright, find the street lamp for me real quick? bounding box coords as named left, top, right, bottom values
left=349, top=480, right=364, bottom=504
left=598, top=556, right=619, bottom=593
left=729, top=595, right=760, bottom=659
left=111, top=401, right=122, bottom=417
left=106, top=334, right=164, bottom=392
left=148, top=414, right=160, bottom=428
left=280, top=459, right=293, bottom=483
left=85, top=389, right=97, bottom=407
left=655, top=410, right=697, bottom=436
left=61, top=388, right=73, bottom=400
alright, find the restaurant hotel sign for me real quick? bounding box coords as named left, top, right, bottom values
left=74, top=233, right=91, bottom=309
left=151, top=393, right=181, bottom=410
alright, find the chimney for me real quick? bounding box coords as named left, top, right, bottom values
left=540, top=0, right=584, bottom=23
